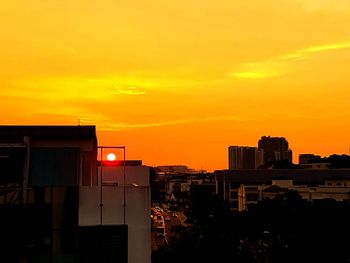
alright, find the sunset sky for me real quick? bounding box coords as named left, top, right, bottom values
left=1, top=0, right=350, bottom=171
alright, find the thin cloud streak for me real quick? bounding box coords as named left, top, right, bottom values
left=231, top=41, right=350, bottom=79
left=112, top=86, right=146, bottom=95
left=99, top=115, right=245, bottom=131
left=4, top=78, right=149, bottom=103
left=25, top=110, right=245, bottom=132
left=280, top=42, right=350, bottom=60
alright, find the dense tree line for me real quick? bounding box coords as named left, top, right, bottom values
left=152, top=190, right=350, bottom=263
left=309, top=154, right=350, bottom=168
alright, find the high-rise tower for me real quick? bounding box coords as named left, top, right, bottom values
left=258, top=136, right=292, bottom=164
left=228, top=146, right=264, bottom=170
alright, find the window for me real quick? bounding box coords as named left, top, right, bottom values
left=230, top=191, right=238, bottom=199
left=230, top=182, right=240, bottom=188
left=30, top=148, right=80, bottom=186
left=230, top=200, right=238, bottom=208
left=246, top=193, right=259, bottom=202
left=218, top=182, right=224, bottom=195
left=78, top=225, right=128, bottom=263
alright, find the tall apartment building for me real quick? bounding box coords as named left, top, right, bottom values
left=258, top=136, right=292, bottom=164
left=228, top=146, right=264, bottom=170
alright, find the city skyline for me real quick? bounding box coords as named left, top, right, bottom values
left=1, top=1, right=350, bottom=171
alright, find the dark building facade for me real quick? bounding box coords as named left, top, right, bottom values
left=228, top=146, right=264, bottom=170
left=299, top=153, right=321, bottom=164
left=0, top=126, right=98, bottom=263
left=0, top=126, right=151, bottom=263
left=258, top=136, right=292, bottom=164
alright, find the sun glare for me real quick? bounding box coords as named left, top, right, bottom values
left=107, top=153, right=116, bottom=161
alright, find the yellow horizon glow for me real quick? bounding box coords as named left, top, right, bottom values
left=1, top=0, right=350, bottom=171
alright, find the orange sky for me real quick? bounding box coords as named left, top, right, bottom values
left=1, top=0, right=350, bottom=171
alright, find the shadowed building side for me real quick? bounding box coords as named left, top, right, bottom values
left=258, top=136, right=292, bottom=164
left=0, top=126, right=97, bottom=262
left=228, top=146, right=264, bottom=170
left=0, top=126, right=151, bottom=263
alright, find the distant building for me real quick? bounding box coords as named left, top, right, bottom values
left=155, top=165, right=204, bottom=175
left=228, top=146, right=264, bottom=170
left=258, top=136, right=292, bottom=163
left=299, top=154, right=321, bottom=164
left=215, top=169, right=350, bottom=211
left=0, top=126, right=150, bottom=263
left=300, top=163, right=330, bottom=169
left=152, top=167, right=215, bottom=204
left=164, top=174, right=214, bottom=203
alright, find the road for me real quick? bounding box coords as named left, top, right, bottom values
left=151, top=209, right=187, bottom=252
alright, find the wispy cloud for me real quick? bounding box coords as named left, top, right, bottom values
left=231, top=41, right=350, bottom=79
left=35, top=110, right=109, bottom=125
left=22, top=107, right=244, bottom=131
left=230, top=71, right=280, bottom=80
left=280, top=42, right=350, bottom=60
left=5, top=77, right=149, bottom=103
left=112, top=86, right=146, bottom=95
left=99, top=115, right=244, bottom=131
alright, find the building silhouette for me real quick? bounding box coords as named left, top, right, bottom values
left=215, top=169, right=350, bottom=211
left=258, top=136, right=292, bottom=164
left=228, top=146, right=264, bottom=170
left=299, top=153, right=321, bottom=164
left=0, top=126, right=150, bottom=263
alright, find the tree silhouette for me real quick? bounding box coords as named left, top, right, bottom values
left=152, top=190, right=350, bottom=263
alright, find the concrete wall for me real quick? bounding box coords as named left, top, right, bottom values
left=79, top=166, right=151, bottom=263
left=99, top=165, right=150, bottom=186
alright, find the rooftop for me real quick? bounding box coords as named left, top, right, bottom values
left=0, top=125, right=96, bottom=140
left=215, top=169, right=350, bottom=184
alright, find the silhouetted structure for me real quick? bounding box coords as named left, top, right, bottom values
left=308, top=154, right=350, bottom=168
left=258, top=136, right=292, bottom=164
left=0, top=126, right=150, bottom=263
left=215, top=169, right=350, bottom=211
left=0, top=126, right=97, bottom=262
left=228, top=146, right=264, bottom=170
left=299, top=153, right=321, bottom=164
left=155, top=165, right=204, bottom=175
